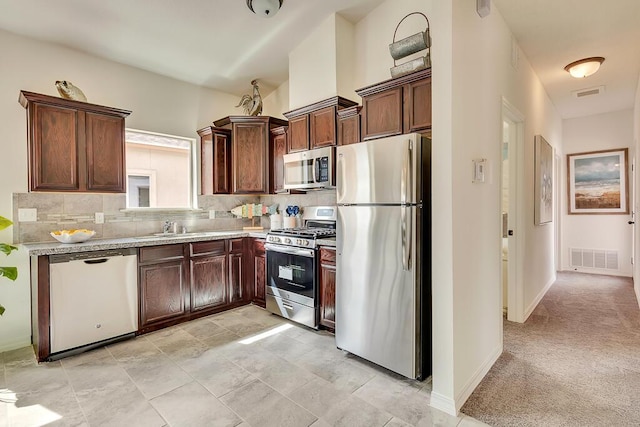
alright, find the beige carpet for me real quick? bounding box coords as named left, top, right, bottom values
left=462, top=271, right=640, bottom=426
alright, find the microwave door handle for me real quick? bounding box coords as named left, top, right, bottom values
left=313, top=158, right=320, bottom=183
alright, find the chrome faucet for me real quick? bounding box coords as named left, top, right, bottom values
left=163, top=220, right=176, bottom=234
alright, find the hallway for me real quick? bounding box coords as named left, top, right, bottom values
left=462, top=272, right=640, bottom=426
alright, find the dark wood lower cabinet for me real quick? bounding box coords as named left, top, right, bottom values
left=319, top=247, right=336, bottom=330
left=139, top=238, right=253, bottom=334
left=228, top=238, right=245, bottom=303
left=190, top=241, right=227, bottom=312
left=251, top=239, right=267, bottom=307
left=139, top=245, right=189, bottom=330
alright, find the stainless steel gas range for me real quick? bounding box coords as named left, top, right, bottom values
left=265, top=206, right=336, bottom=328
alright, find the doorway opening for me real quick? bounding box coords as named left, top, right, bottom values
left=501, top=98, right=525, bottom=323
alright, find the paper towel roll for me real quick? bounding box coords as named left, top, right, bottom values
left=283, top=216, right=296, bottom=229
left=270, top=214, right=283, bottom=230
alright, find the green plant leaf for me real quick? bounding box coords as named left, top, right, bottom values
left=0, top=216, right=12, bottom=232
left=0, top=243, right=17, bottom=256
left=0, top=304, right=5, bottom=316
left=0, top=267, right=17, bottom=281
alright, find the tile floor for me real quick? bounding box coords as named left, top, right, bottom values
left=0, top=305, right=487, bottom=427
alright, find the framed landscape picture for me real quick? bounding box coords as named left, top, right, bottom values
left=534, top=135, right=553, bottom=225
left=567, top=148, right=629, bottom=214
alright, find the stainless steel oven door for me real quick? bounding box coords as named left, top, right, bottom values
left=265, top=243, right=316, bottom=307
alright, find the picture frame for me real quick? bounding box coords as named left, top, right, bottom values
left=534, top=135, right=553, bottom=225
left=567, top=148, right=629, bottom=215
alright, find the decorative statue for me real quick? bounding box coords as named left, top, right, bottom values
left=55, top=80, right=87, bottom=102
left=236, top=79, right=263, bottom=116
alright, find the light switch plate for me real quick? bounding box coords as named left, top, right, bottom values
left=18, top=208, right=37, bottom=222
left=209, top=210, right=216, bottom=219
left=95, top=212, right=105, bottom=224
left=473, top=159, right=487, bottom=183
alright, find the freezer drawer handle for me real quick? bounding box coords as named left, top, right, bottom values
left=83, top=259, right=108, bottom=265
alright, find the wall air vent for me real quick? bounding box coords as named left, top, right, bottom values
left=572, top=86, right=605, bottom=98
left=570, top=248, right=618, bottom=270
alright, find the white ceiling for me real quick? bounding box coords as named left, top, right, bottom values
left=0, top=0, right=386, bottom=96
left=493, top=0, right=640, bottom=119
left=0, top=0, right=638, bottom=119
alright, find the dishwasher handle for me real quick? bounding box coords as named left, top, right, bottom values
left=83, top=259, right=109, bottom=265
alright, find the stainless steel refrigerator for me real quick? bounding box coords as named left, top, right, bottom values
left=336, top=133, right=431, bottom=380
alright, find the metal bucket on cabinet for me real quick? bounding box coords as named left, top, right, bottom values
left=389, top=12, right=431, bottom=78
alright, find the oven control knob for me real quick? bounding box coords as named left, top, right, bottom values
left=284, top=238, right=291, bottom=244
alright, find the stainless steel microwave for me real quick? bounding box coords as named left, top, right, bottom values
left=283, top=146, right=334, bottom=191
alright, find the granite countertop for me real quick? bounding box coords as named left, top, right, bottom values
left=22, top=230, right=270, bottom=256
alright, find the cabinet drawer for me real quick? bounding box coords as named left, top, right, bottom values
left=190, top=240, right=226, bottom=256
left=229, top=238, right=245, bottom=253
left=320, top=247, right=336, bottom=265
left=139, top=244, right=185, bottom=263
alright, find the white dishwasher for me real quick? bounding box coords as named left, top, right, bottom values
left=49, top=248, right=138, bottom=356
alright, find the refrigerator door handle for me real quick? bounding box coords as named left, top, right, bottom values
left=402, top=206, right=412, bottom=270
left=337, top=154, right=346, bottom=201
left=401, top=140, right=413, bottom=205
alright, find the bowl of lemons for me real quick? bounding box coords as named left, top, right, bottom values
left=50, top=229, right=96, bottom=243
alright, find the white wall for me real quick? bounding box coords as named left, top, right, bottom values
left=444, top=0, right=562, bottom=413
left=335, top=14, right=357, bottom=103
left=0, top=29, right=239, bottom=351
left=561, top=109, right=634, bottom=277
left=262, top=80, right=289, bottom=118
left=635, top=74, right=640, bottom=301
left=288, top=15, right=337, bottom=109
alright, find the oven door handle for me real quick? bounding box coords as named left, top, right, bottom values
left=265, top=243, right=315, bottom=258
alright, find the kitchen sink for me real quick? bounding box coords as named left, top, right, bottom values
left=133, top=231, right=242, bottom=240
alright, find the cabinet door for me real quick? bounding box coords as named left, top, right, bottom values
left=85, top=112, right=126, bottom=192
left=338, top=115, right=361, bottom=146
left=310, top=106, right=336, bottom=148
left=213, top=131, right=231, bottom=194
left=139, top=260, right=187, bottom=327
left=253, top=239, right=266, bottom=307
left=190, top=254, right=227, bottom=312
left=31, top=103, right=80, bottom=191
left=319, top=248, right=336, bottom=329
left=271, top=129, right=287, bottom=193
left=228, top=238, right=245, bottom=303
left=232, top=122, right=268, bottom=193
left=362, top=87, right=403, bottom=140
left=288, top=115, right=309, bottom=152
left=200, top=131, right=214, bottom=195
left=406, top=78, right=432, bottom=133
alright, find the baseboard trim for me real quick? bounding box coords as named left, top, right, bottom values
left=523, top=273, right=556, bottom=321
left=0, top=336, right=32, bottom=353
left=635, top=282, right=640, bottom=309
left=454, top=342, right=502, bottom=413
left=430, top=391, right=457, bottom=416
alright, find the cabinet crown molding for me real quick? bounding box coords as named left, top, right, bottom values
left=283, top=96, right=358, bottom=119
left=355, top=68, right=432, bottom=98
left=19, top=90, right=131, bottom=117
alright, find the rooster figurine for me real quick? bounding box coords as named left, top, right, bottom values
left=236, top=79, right=263, bottom=116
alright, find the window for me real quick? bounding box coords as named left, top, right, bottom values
left=125, top=129, right=196, bottom=209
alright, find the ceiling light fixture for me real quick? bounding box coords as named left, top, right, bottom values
left=246, top=0, right=283, bottom=18
left=564, top=57, right=605, bottom=78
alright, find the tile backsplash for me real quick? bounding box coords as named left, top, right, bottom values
left=12, top=190, right=337, bottom=243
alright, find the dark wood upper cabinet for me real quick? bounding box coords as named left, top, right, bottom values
left=337, top=105, right=362, bottom=146
left=213, top=116, right=287, bottom=194
left=197, top=126, right=231, bottom=195
left=270, top=126, right=288, bottom=194
left=284, top=96, right=358, bottom=152
left=19, top=91, right=131, bottom=193
left=356, top=68, right=431, bottom=141
left=287, top=116, right=309, bottom=153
